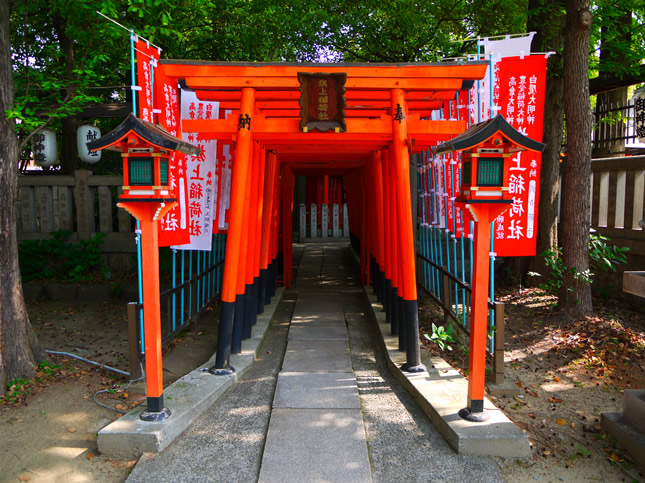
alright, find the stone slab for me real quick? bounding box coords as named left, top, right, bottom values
left=624, top=389, right=645, bottom=434
left=623, top=271, right=645, bottom=298
left=97, top=288, right=285, bottom=458
left=258, top=408, right=371, bottom=483
left=601, top=412, right=645, bottom=469
left=282, top=339, right=352, bottom=372
left=288, top=323, right=349, bottom=341
left=273, top=372, right=360, bottom=409
left=291, top=292, right=345, bottom=323
left=364, top=289, right=531, bottom=458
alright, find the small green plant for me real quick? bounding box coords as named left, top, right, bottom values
left=39, top=360, right=61, bottom=375
left=3, top=378, right=32, bottom=403
left=424, top=322, right=455, bottom=351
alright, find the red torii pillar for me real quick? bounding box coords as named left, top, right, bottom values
left=259, top=150, right=278, bottom=306
left=390, top=88, right=424, bottom=372
left=212, top=87, right=255, bottom=373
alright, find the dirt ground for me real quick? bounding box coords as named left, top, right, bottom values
left=419, top=287, right=645, bottom=482
left=1, top=286, right=644, bottom=482
left=0, top=297, right=218, bottom=483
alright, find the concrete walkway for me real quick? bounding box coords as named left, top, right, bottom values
left=128, top=242, right=503, bottom=482
left=258, top=245, right=371, bottom=482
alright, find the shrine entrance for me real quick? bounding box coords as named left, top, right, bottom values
left=155, top=61, right=489, bottom=373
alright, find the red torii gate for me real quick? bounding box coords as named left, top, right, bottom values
left=158, top=61, right=489, bottom=373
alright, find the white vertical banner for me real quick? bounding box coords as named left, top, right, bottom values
left=218, top=142, right=232, bottom=231
left=300, top=203, right=307, bottom=239
left=321, top=204, right=329, bottom=238
left=311, top=204, right=318, bottom=238
left=173, top=89, right=219, bottom=251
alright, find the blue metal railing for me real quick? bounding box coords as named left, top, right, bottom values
left=130, top=234, right=227, bottom=359
left=415, top=148, right=499, bottom=358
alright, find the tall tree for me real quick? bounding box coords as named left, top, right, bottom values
left=592, top=3, right=633, bottom=157
left=0, top=0, right=45, bottom=396
left=560, top=0, right=593, bottom=317
left=527, top=0, right=566, bottom=280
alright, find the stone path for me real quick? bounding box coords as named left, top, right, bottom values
left=127, top=242, right=503, bottom=482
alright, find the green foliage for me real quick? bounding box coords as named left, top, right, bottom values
left=18, top=231, right=106, bottom=282
left=532, top=233, right=628, bottom=295
left=589, top=233, right=629, bottom=272
left=3, top=378, right=31, bottom=403
left=424, top=322, right=455, bottom=351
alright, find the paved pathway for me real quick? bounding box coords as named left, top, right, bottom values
left=128, top=242, right=503, bottom=482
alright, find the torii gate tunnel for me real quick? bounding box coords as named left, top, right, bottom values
left=160, top=61, right=489, bottom=373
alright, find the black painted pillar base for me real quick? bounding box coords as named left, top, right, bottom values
left=384, top=281, right=391, bottom=320
left=265, top=260, right=274, bottom=304
left=378, top=269, right=385, bottom=304
left=459, top=399, right=489, bottom=422
left=398, top=295, right=407, bottom=352
left=258, top=270, right=267, bottom=314
left=251, top=276, right=260, bottom=321
left=401, top=299, right=425, bottom=373
left=232, top=294, right=244, bottom=353
left=242, top=286, right=253, bottom=339
left=140, top=396, right=171, bottom=421
left=213, top=300, right=235, bottom=370
left=391, top=288, right=399, bottom=336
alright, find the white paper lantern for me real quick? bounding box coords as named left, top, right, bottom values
left=32, top=128, right=58, bottom=167
left=77, top=125, right=102, bottom=164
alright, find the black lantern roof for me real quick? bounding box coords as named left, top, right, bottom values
left=432, top=114, right=545, bottom=156
left=86, top=113, right=200, bottom=156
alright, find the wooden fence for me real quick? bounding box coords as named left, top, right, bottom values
left=17, top=170, right=137, bottom=269
left=590, top=155, right=645, bottom=255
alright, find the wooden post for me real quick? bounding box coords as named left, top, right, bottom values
left=74, top=170, right=92, bottom=240
left=493, top=301, right=505, bottom=385
left=127, top=302, right=143, bottom=380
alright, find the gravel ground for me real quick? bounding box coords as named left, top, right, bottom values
left=343, top=291, right=504, bottom=483
left=126, top=294, right=296, bottom=483
left=129, top=251, right=504, bottom=481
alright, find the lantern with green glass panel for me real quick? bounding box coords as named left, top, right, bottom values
left=86, top=113, right=200, bottom=202
left=432, top=114, right=545, bottom=202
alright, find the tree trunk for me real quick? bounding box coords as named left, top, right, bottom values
left=53, top=12, right=78, bottom=175
left=560, top=0, right=593, bottom=317
left=0, top=0, right=44, bottom=395
left=527, top=0, right=566, bottom=283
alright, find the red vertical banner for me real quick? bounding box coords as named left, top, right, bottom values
left=155, top=65, right=191, bottom=247
left=135, top=39, right=160, bottom=123
left=494, top=55, right=547, bottom=256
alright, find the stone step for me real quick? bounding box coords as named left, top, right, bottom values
left=624, top=389, right=645, bottom=435
left=601, top=412, right=645, bottom=470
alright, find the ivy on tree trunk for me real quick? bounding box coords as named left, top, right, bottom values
left=560, top=0, right=593, bottom=317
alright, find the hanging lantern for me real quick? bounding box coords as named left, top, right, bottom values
left=77, top=125, right=102, bottom=164
left=632, top=89, right=645, bottom=145
left=32, top=128, right=58, bottom=167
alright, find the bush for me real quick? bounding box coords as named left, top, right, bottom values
left=19, top=230, right=107, bottom=282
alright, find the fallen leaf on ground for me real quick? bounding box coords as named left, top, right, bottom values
left=556, top=418, right=567, bottom=425
left=86, top=452, right=94, bottom=460
left=67, top=427, right=77, bottom=433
